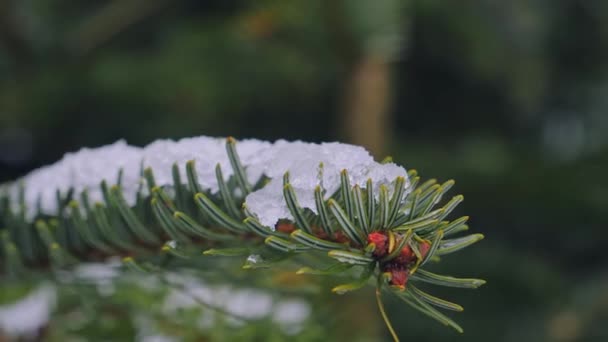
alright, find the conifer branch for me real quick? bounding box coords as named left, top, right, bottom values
left=0, top=137, right=485, bottom=340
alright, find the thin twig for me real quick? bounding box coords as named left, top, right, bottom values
left=376, top=285, right=399, bottom=342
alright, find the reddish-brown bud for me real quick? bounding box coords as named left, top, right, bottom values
left=333, top=231, right=351, bottom=244
left=394, top=245, right=415, bottom=264
left=313, top=228, right=330, bottom=240
left=390, top=268, right=409, bottom=288
left=275, top=221, right=296, bottom=234
left=367, top=232, right=388, bottom=257
left=419, top=240, right=432, bottom=259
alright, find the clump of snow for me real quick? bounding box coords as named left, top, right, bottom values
left=142, top=137, right=227, bottom=194
left=11, top=136, right=408, bottom=226
left=0, top=284, right=56, bottom=338
left=141, top=136, right=272, bottom=195
left=244, top=140, right=410, bottom=227
left=16, top=140, right=142, bottom=220
left=18, top=155, right=71, bottom=217
left=61, top=140, right=142, bottom=206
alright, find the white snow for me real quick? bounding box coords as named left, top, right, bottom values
left=0, top=284, right=56, bottom=338
left=162, top=274, right=310, bottom=330
left=10, top=136, right=409, bottom=226
left=15, top=140, right=141, bottom=220
left=141, top=136, right=272, bottom=195
left=243, top=140, right=410, bottom=227
left=62, top=140, right=142, bottom=205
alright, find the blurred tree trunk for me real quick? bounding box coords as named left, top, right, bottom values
left=326, top=0, right=406, bottom=158
left=341, top=55, right=392, bottom=158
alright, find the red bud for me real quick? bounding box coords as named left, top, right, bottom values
left=367, top=232, right=388, bottom=257
left=275, top=222, right=296, bottom=234
left=419, top=240, right=432, bottom=260
left=390, top=268, right=409, bottom=288
left=394, top=245, right=415, bottom=264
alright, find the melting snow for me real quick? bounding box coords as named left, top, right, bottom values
left=9, top=136, right=409, bottom=226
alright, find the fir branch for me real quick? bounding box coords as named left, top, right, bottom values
left=0, top=136, right=485, bottom=341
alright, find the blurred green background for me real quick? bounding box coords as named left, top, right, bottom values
left=1, top=0, right=607, bottom=341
